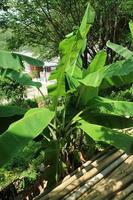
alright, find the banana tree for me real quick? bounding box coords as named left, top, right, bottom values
left=0, top=3, right=133, bottom=187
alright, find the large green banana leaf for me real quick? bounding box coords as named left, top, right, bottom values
left=79, top=3, right=95, bottom=38
left=105, top=39, right=133, bottom=88
left=76, top=50, right=107, bottom=106
left=0, top=50, right=43, bottom=71
left=87, top=50, right=107, bottom=74
left=81, top=112, right=133, bottom=129
left=0, top=69, right=41, bottom=88
left=101, top=72, right=133, bottom=89
left=80, top=57, right=133, bottom=88
left=0, top=105, right=27, bottom=117
left=65, top=3, right=95, bottom=80
left=65, top=66, right=83, bottom=91
left=0, top=108, right=55, bottom=165
left=79, top=119, right=133, bottom=154
left=13, top=52, right=44, bottom=67
left=49, top=3, right=95, bottom=105
left=80, top=69, right=104, bottom=88
left=102, top=57, right=133, bottom=88
left=0, top=50, right=21, bottom=71
left=88, top=96, right=133, bottom=117
left=106, top=41, right=133, bottom=59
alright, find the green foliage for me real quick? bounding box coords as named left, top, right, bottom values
left=0, top=68, right=41, bottom=88
left=0, top=105, right=27, bottom=117
left=79, top=120, right=133, bottom=153
left=0, top=49, right=44, bottom=106
left=0, top=29, right=12, bottom=50
left=0, top=141, right=44, bottom=191
left=129, top=20, right=133, bottom=39
left=0, top=108, right=54, bottom=165
left=87, top=50, right=107, bottom=73
left=105, top=24, right=133, bottom=89
left=88, top=96, right=133, bottom=117
left=107, top=41, right=133, bottom=59
left=106, top=85, right=133, bottom=102
left=1, top=0, right=133, bottom=60
left=0, top=50, right=43, bottom=98
left=0, top=50, right=43, bottom=70
left=0, top=77, right=26, bottom=104
left=49, top=3, right=95, bottom=106
left=0, top=3, right=133, bottom=191
left=80, top=57, right=133, bottom=91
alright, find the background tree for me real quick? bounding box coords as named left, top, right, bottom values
left=1, top=0, right=133, bottom=62
left=89, top=0, right=133, bottom=62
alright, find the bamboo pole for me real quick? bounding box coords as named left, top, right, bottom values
left=112, top=183, right=133, bottom=200
left=125, top=192, right=133, bottom=200
left=59, top=150, right=115, bottom=189
left=77, top=155, right=133, bottom=200
left=62, top=149, right=114, bottom=183
left=34, top=149, right=110, bottom=200
left=38, top=150, right=124, bottom=200
left=93, top=173, right=133, bottom=200
left=34, top=150, right=112, bottom=200
left=62, top=151, right=103, bottom=182
left=63, top=153, right=128, bottom=200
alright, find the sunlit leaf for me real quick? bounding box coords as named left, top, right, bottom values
left=0, top=69, right=41, bottom=88
left=0, top=108, right=55, bottom=165
left=88, top=96, right=133, bottom=117
left=49, top=3, right=95, bottom=106
left=14, top=52, right=44, bottom=67
left=0, top=50, right=44, bottom=71
left=79, top=119, right=133, bottom=153
left=107, top=41, right=133, bottom=59
left=87, top=50, right=107, bottom=73
left=80, top=58, right=133, bottom=88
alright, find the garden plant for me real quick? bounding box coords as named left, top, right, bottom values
left=0, top=3, right=133, bottom=189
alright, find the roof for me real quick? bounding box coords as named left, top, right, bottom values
left=44, top=57, right=59, bottom=67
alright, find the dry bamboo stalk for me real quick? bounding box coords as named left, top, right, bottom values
left=125, top=192, right=133, bottom=200
left=77, top=155, right=133, bottom=200
left=40, top=151, right=124, bottom=200
left=63, top=153, right=128, bottom=200
left=112, top=183, right=133, bottom=200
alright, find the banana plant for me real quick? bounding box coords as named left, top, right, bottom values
left=0, top=3, right=133, bottom=188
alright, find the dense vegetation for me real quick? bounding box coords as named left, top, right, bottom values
left=0, top=0, right=133, bottom=60
left=0, top=1, right=133, bottom=199
left=0, top=77, right=26, bottom=105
